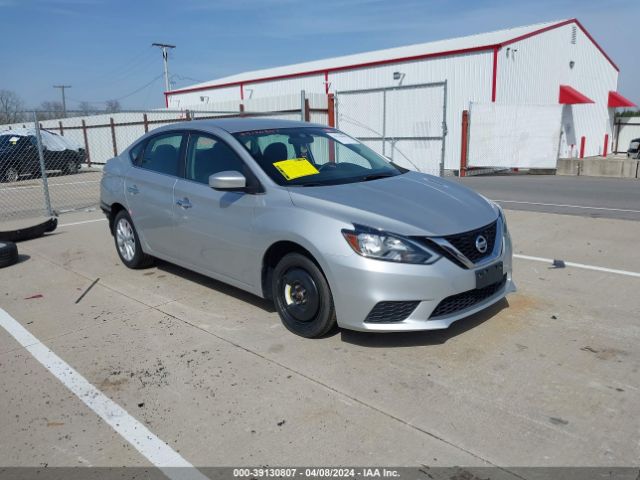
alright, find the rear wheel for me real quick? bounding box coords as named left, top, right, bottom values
left=272, top=253, right=336, bottom=338
left=113, top=210, right=153, bottom=269
left=3, top=167, right=19, bottom=183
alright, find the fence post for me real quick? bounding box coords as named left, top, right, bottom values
left=300, top=90, right=306, bottom=122
left=579, top=136, right=586, bottom=159
left=603, top=133, right=609, bottom=157
left=143, top=113, right=149, bottom=133
left=58, top=121, right=64, bottom=136
left=304, top=98, right=310, bottom=122
left=614, top=120, right=620, bottom=153
left=110, top=117, right=118, bottom=156
left=81, top=119, right=91, bottom=167
left=33, top=112, right=53, bottom=217
left=327, top=93, right=335, bottom=127
left=460, top=109, right=469, bottom=177
left=185, top=109, right=192, bottom=121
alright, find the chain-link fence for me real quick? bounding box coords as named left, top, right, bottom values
left=0, top=92, right=329, bottom=228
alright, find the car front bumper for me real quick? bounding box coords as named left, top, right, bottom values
left=325, top=231, right=515, bottom=332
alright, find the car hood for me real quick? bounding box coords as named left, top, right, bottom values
left=287, top=171, right=498, bottom=236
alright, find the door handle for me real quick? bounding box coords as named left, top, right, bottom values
left=176, top=197, right=192, bottom=209
left=127, top=185, right=139, bottom=195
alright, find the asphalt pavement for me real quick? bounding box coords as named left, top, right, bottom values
left=455, top=175, right=640, bottom=221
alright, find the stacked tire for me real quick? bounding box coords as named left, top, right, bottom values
left=0, top=241, right=19, bottom=268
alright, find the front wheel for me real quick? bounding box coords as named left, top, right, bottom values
left=113, top=210, right=153, bottom=269
left=272, top=253, right=336, bottom=338
left=64, top=158, right=80, bottom=175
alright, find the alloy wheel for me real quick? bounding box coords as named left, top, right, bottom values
left=116, top=217, right=136, bottom=262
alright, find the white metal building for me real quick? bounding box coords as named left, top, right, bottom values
left=166, top=19, right=634, bottom=174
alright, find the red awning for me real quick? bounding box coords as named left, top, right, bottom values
left=608, top=91, right=636, bottom=108
left=559, top=85, right=594, bottom=104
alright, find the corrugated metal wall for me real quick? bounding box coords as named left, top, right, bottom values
left=498, top=23, right=618, bottom=158
left=169, top=51, right=493, bottom=171
left=168, top=85, right=241, bottom=108
left=329, top=52, right=493, bottom=171
left=168, top=22, right=619, bottom=168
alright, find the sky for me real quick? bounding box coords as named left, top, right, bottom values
left=2, top=0, right=639, bottom=110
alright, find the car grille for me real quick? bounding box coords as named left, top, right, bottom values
left=429, top=275, right=506, bottom=319
left=443, top=221, right=498, bottom=264
left=365, top=301, right=420, bottom=323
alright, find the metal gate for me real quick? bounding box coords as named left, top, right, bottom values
left=335, top=82, right=447, bottom=176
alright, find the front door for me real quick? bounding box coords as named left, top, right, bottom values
left=172, top=133, right=260, bottom=288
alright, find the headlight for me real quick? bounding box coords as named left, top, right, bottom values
left=342, top=225, right=439, bottom=264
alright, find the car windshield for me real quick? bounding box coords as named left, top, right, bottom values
left=233, top=127, right=405, bottom=186
left=0, top=135, right=23, bottom=148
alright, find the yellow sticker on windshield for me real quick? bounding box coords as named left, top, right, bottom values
left=273, top=158, right=319, bottom=181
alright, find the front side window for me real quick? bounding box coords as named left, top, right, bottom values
left=233, top=127, right=404, bottom=186
left=139, top=133, right=184, bottom=176
left=185, top=133, right=245, bottom=184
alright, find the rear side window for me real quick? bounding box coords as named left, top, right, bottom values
left=139, top=133, right=184, bottom=176
left=129, top=142, right=145, bottom=165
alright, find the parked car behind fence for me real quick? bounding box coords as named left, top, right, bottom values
left=0, top=128, right=85, bottom=183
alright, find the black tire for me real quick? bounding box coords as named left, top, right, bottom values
left=0, top=241, right=19, bottom=268
left=2, top=167, right=19, bottom=183
left=112, top=210, right=153, bottom=269
left=64, top=157, right=80, bottom=175
left=272, top=253, right=336, bottom=338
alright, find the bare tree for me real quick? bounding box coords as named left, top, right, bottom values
left=0, top=90, right=26, bottom=125
left=37, top=101, right=65, bottom=120
left=78, top=101, right=98, bottom=116
left=105, top=99, right=121, bottom=113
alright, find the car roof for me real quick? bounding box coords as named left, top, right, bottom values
left=160, top=118, right=329, bottom=134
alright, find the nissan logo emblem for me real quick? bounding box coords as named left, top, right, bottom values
left=475, top=235, right=488, bottom=253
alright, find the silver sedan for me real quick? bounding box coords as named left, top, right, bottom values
left=100, top=119, right=515, bottom=337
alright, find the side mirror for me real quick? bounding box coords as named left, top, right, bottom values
left=208, top=171, right=246, bottom=191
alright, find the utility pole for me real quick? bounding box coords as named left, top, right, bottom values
left=152, top=43, right=176, bottom=93
left=53, top=85, right=71, bottom=117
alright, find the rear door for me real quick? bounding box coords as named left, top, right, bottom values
left=172, top=132, right=261, bottom=288
left=124, top=131, right=185, bottom=258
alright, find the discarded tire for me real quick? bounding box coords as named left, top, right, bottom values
left=0, top=241, right=19, bottom=268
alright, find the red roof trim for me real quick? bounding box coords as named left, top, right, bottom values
left=573, top=19, right=619, bottom=72
left=608, top=91, right=636, bottom=108
left=165, top=19, right=617, bottom=100
left=166, top=44, right=497, bottom=98
left=559, top=85, right=594, bottom=104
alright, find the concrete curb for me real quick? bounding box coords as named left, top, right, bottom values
left=556, top=157, right=639, bottom=179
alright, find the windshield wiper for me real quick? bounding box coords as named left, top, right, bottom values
left=300, top=182, right=328, bottom=187
left=361, top=173, right=395, bottom=182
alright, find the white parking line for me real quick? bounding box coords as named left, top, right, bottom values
left=0, top=308, right=209, bottom=480
left=514, top=254, right=640, bottom=278
left=58, top=218, right=107, bottom=228
left=494, top=199, right=640, bottom=214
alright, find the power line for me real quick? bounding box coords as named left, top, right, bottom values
left=67, top=74, right=163, bottom=105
